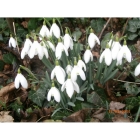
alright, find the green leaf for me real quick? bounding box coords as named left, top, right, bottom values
left=80, top=81, right=88, bottom=93
left=28, top=18, right=39, bottom=31
left=3, top=53, right=16, bottom=64
left=76, top=97, right=84, bottom=101
left=0, top=60, right=4, bottom=71
left=101, top=33, right=111, bottom=49
left=0, top=18, right=7, bottom=29
left=81, top=102, right=94, bottom=109
left=0, top=34, right=3, bottom=41
left=67, top=102, right=75, bottom=107
left=72, top=28, right=82, bottom=41
left=125, top=97, right=140, bottom=109
left=90, top=19, right=106, bottom=33
left=128, top=33, right=138, bottom=40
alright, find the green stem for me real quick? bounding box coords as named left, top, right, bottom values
left=134, top=105, right=140, bottom=122
left=56, top=18, right=64, bottom=36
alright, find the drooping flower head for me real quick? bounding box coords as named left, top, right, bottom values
left=65, top=60, right=73, bottom=74
left=99, top=43, right=112, bottom=66
left=63, top=28, right=73, bottom=50
left=117, top=39, right=132, bottom=64
left=88, top=28, right=100, bottom=49
left=47, top=81, right=60, bottom=102
left=9, top=34, right=17, bottom=48
left=51, top=59, right=66, bottom=84
left=77, top=55, right=86, bottom=71
left=61, top=73, right=79, bottom=98
left=50, top=19, right=60, bottom=38
left=83, top=46, right=93, bottom=63
left=14, top=68, right=28, bottom=89
left=40, top=41, right=49, bottom=59
left=108, top=32, right=115, bottom=49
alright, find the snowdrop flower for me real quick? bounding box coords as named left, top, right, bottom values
left=55, top=38, right=68, bottom=59
left=108, top=33, right=115, bottom=49
left=117, top=40, right=132, bottom=63
left=47, top=82, right=60, bottom=102
left=21, top=35, right=32, bottom=59
left=65, top=62, right=73, bottom=74
left=50, top=19, right=60, bottom=38
left=9, top=35, right=16, bottom=48
left=63, top=28, right=73, bottom=50
left=134, top=63, right=140, bottom=76
left=77, top=55, right=86, bottom=71
left=51, top=59, right=66, bottom=84
left=46, top=40, right=55, bottom=52
left=61, top=74, right=80, bottom=98
left=111, top=36, right=122, bottom=60
left=40, top=41, right=49, bottom=59
left=71, top=58, right=86, bottom=81
left=116, top=60, right=122, bottom=66
left=14, top=68, right=28, bottom=89
left=83, top=46, right=93, bottom=63
left=88, top=28, right=100, bottom=49
left=29, top=36, right=44, bottom=60
left=99, top=43, right=112, bottom=66
left=39, top=21, right=50, bottom=39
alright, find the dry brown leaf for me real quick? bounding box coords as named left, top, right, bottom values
left=90, top=118, right=100, bottom=122
left=112, top=116, right=130, bottom=122
left=109, top=101, right=125, bottom=110
left=21, top=21, right=28, bottom=28
left=93, top=112, right=106, bottom=121
left=0, top=111, right=14, bottom=122
left=92, top=51, right=100, bottom=58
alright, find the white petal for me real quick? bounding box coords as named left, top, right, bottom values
left=19, top=74, right=28, bottom=89
left=71, top=67, right=77, bottom=81
left=36, top=43, right=44, bottom=60
left=99, top=50, right=106, bottom=63
left=63, top=45, right=69, bottom=56
left=78, top=67, right=86, bottom=80
left=24, top=39, right=32, bottom=52
left=111, top=42, right=121, bottom=60
left=134, top=64, right=140, bottom=76
left=72, top=81, right=80, bottom=93
left=52, top=87, right=60, bottom=102
left=66, top=65, right=73, bottom=74
left=29, top=41, right=37, bottom=59
left=84, top=50, right=93, bottom=63
left=9, top=37, right=16, bottom=48
left=55, top=42, right=63, bottom=59
left=50, top=23, right=60, bottom=38
left=77, top=60, right=86, bottom=71
left=47, top=41, right=55, bottom=52
left=21, top=48, right=26, bottom=59
left=65, top=79, right=74, bottom=98
left=14, top=74, right=20, bottom=89
left=70, top=37, right=73, bottom=50
left=124, top=45, right=132, bottom=62
left=61, top=81, right=67, bottom=92
left=64, top=34, right=71, bottom=50
left=93, top=33, right=100, bottom=45
left=88, top=33, right=96, bottom=49
left=59, top=66, right=66, bottom=78
left=43, top=47, right=49, bottom=58
left=55, top=66, right=65, bottom=84
left=117, top=47, right=124, bottom=62
left=47, top=88, right=52, bottom=101
left=105, top=48, right=112, bottom=66
left=51, top=68, right=55, bottom=80
left=40, top=25, right=50, bottom=38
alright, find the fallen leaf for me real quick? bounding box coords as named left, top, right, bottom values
left=0, top=111, right=14, bottom=122
left=109, top=101, right=125, bottom=110
left=90, top=118, right=100, bottom=122
left=92, top=51, right=100, bottom=58
left=112, top=116, right=130, bottom=122
left=21, top=21, right=28, bottom=28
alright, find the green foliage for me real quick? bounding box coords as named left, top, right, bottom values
left=3, top=53, right=16, bottom=64
left=72, top=28, right=82, bottom=41
left=101, top=32, right=111, bottom=49
left=0, top=60, right=5, bottom=71
left=90, top=18, right=106, bottom=33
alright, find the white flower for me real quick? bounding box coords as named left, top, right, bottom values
left=116, top=60, right=122, bottom=66
left=77, top=59, right=86, bottom=71
left=21, top=37, right=32, bottom=59
left=61, top=78, right=80, bottom=98
left=111, top=41, right=122, bottom=60
left=63, top=33, right=73, bottom=50
left=71, top=65, right=86, bottom=81
left=134, top=63, right=140, bottom=76
left=88, top=29, right=100, bottom=49
left=9, top=36, right=16, bottom=48
left=117, top=44, right=132, bottom=63
left=99, top=47, right=112, bottom=66
left=55, top=41, right=68, bottom=59
left=50, top=20, right=60, bottom=38
left=47, top=86, right=60, bottom=102
left=40, top=42, right=49, bottom=59
left=14, top=73, right=28, bottom=89
left=83, top=48, right=93, bottom=63
left=29, top=38, right=44, bottom=60
left=47, top=41, right=55, bottom=52
left=39, top=24, right=50, bottom=39
left=108, top=39, right=115, bottom=49
left=66, top=64, right=73, bottom=74
left=51, top=62, right=66, bottom=84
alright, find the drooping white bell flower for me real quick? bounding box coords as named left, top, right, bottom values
left=99, top=44, right=112, bottom=66
left=9, top=35, right=16, bottom=48
left=108, top=33, right=114, bottom=49
left=111, top=36, right=122, bottom=60
left=46, top=41, right=55, bottom=52
left=71, top=58, right=86, bottom=81
left=14, top=68, right=28, bottom=89
left=134, top=63, right=140, bottom=76
left=88, top=28, right=100, bottom=49
left=39, top=21, right=50, bottom=39
left=50, top=19, right=60, bottom=38
left=65, top=63, right=73, bottom=74
left=21, top=35, right=33, bottom=59
left=40, top=41, right=49, bottom=59
left=116, top=60, right=122, bottom=66
left=55, top=38, right=68, bottom=59
left=61, top=74, right=79, bottom=98
left=117, top=40, right=132, bottom=63
left=51, top=60, right=66, bottom=84
left=29, top=36, right=44, bottom=60
left=83, top=46, right=93, bottom=63
left=77, top=55, right=86, bottom=71
left=63, top=28, right=73, bottom=50
left=47, top=82, right=60, bottom=102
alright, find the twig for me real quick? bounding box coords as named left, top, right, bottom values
left=98, top=18, right=111, bottom=39
left=113, top=79, right=140, bottom=85
left=121, top=18, right=131, bottom=37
